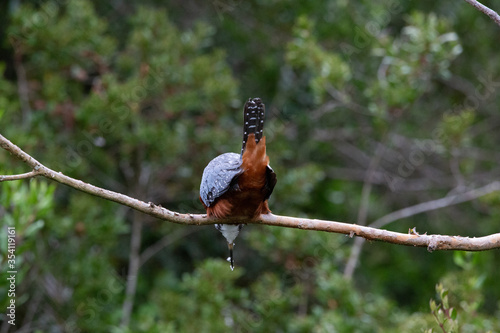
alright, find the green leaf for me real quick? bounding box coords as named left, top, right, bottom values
left=430, top=299, right=437, bottom=312
left=449, top=307, right=457, bottom=320
left=24, top=219, right=45, bottom=237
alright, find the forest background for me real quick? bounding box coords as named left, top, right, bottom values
left=1, top=0, right=500, bottom=332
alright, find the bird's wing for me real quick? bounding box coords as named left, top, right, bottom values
left=200, top=153, right=243, bottom=207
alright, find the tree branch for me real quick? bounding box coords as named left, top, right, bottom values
left=344, top=142, right=386, bottom=279
left=259, top=214, right=500, bottom=251
left=139, top=228, right=198, bottom=268
left=2, top=133, right=500, bottom=251
left=341, top=180, right=500, bottom=277
left=120, top=211, right=143, bottom=328
left=369, top=181, right=500, bottom=229
left=462, top=0, right=500, bottom=27
left=0, top=170, right=40, bottom=181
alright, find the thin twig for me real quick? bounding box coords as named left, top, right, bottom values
left=120, top=211, right=143, bottom=328
left=139, top=228, right=198, bottom=267
left=369, top=181, right=500, bottom=229
left=462, top=0, right=500, bottom=27
left=344, top=142, right=385, bottom=279
left=449, top=147, right=466, bottom=190
left=2, top=133, right=500, bottom=251
left=357, top=143, right=386, bottom=225
left=11, top=46, right=32, bottom=127
left=342, top=180, right=500, bottom=277
left=0, top=170, right=40, bottom=181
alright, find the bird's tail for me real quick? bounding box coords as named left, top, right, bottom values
left=241, top=98, right=265, bottom=155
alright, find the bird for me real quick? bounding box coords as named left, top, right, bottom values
left=199, top=97, right=277, bottom=270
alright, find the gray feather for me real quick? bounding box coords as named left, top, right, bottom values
left=200, top=153, right=243, bottom=207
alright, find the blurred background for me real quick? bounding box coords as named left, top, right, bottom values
left=1, top=0, right=500, bottom=332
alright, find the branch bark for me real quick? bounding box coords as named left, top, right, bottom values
left=0, top=170, right=39, bottom=181
left=341, top=180, right=500, bottom=277
left=2, top=133, right=500, bottom=252
left=462, top=0, right=500, bottom=27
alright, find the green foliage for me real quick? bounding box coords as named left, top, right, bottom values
left=1, top=0, right=499, bottom=331
left=286, top=16, right=352, bottom=104
left=0, top=63, right=15, bottom=114
left=430, top=284, right=459, bottom=333
left=0, top=180, right=54, bottom=229
left=0, top=180, right=55, bottom=308
left=426, top=252, right=500, bottom=333
left=142, top=260, right=245, bottom=332
left=367, top=12, right=462, bottom=117
left=437, top=109, right=475, bottom=149
left=8, top=0, right=116, bottom=102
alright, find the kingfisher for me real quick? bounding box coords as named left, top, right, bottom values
left=199, top=98, right=277, bottom=270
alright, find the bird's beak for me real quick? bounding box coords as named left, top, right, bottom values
left=227, top=242, right=234, bottom=271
